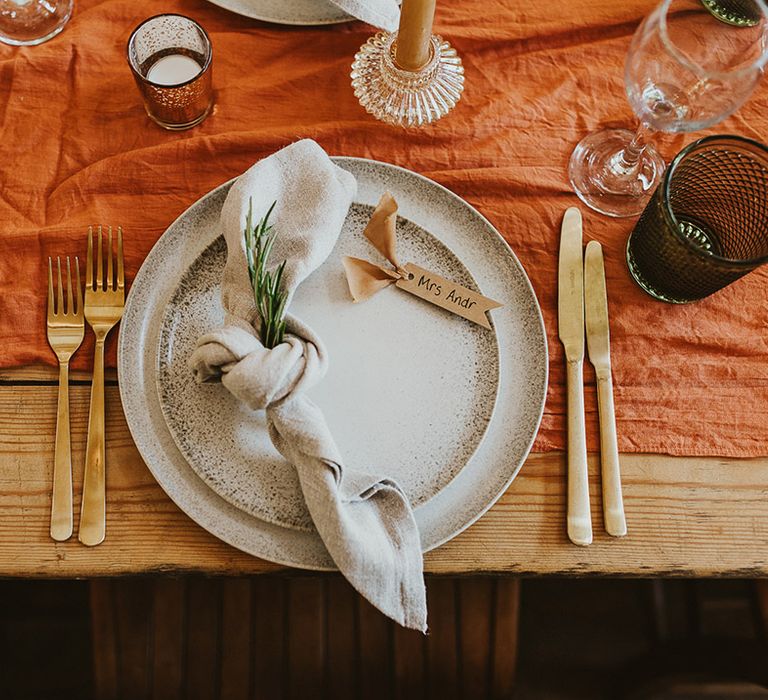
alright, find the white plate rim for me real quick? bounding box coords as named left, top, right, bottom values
left=118, top=156, right=549, bottom=569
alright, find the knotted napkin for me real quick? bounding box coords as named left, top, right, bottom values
left=329, top=0, right=400, bottom=31
left=188, top=140, right=427, bottom=631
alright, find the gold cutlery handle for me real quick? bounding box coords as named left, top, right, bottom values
left=566, top=359, right=592, bottom=546
left=50, top=361, right=73, bottom=541
left=596, top=368, right=627, bottom=537
left=80, top=339, right=106, bottom=546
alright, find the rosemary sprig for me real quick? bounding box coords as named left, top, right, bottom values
left=244, top=199, right=288, bottom=348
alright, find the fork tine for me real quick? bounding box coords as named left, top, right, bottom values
left=96, top=225, right=103, bottom=289
left=47, top=257, right=54, bottom=317
left=107, top=226, right=113, bottom=291
left=75, top=257, right=82, bottom=315
left=117, top=226, right=124, bottom=290
left=86, top=227, right=93, bottom=288
left=56, top=257, right=64, bottom=316
left=66, top=257, right=73, bottom=315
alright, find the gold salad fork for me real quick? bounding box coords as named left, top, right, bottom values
left=80, top=226, right=124, bottom=546
left=46, top=256, right=84, bottom=542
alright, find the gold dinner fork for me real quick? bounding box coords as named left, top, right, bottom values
left=47, top=257, right=85, bottom=542
left=80, top=225, right=124, bottom=546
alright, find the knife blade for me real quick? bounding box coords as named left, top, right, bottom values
left=585, top=241, right=627, bottom=537
left=558, top=207, right=592, bottom=546
left=558, top=207, right=585, bottom=362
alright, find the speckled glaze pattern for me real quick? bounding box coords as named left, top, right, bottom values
left=205, top=0, right=350, bottom=25
left=157, top=204, right=500, bottom=532
left=118, top=157, right=548, bottom=570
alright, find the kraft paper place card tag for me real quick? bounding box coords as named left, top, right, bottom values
left=342, top=192, right=503, bottom=330
left=394, top=263, right=502, bottom=329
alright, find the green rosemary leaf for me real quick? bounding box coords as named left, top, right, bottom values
left=272, top=259, right=286, bottom=295
left=243, top=200, right=288, bottom=348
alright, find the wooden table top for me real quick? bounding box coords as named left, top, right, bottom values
left=2, top=365, right=767, bottom=579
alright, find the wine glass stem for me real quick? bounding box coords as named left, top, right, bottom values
left=617, top=122, right=653, bottom=173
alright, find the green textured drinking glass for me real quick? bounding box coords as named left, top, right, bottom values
left=701, top=0, right=763, bottom=25
left=626, top=135, right=768, bottom=303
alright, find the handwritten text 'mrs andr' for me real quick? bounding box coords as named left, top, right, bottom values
left=417, top=274, right=477, bottom=310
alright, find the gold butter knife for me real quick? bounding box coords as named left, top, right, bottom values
left=585, top=241, right=627, bottom=537
left=558, top=207, right=592, bottom=546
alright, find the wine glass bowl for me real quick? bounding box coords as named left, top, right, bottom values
left=626, top=0, right=768, bottom=131
left=569, top=0, right=768, bottom=217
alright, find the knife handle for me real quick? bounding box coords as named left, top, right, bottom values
left=596, top=368, right=627, bottom=537
left=566, top=359, right=592, bottom=546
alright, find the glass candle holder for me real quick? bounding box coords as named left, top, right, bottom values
left=127, top=14, right=213, bottom=131
left=351, top=31, right=464, bottom=128
left=626, top=135, right=768, bottom=302
left=0, top=0, right=73, bottom=46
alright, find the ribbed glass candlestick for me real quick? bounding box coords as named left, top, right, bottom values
left=351, top=31, right=464, bottom=128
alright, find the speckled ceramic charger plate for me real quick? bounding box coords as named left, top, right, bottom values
left=205, top=0, right=350, bottom=26
left=157, top=206, right=500, bottom=532
left=118, top=157, right=548, bottom=569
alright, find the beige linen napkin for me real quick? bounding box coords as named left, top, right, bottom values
left=188, top=140, right=427, bottom=631
left=329, top=0, right=400, bottom=31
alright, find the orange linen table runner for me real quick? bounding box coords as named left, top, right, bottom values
left=0, top=0, right=766, bottom=457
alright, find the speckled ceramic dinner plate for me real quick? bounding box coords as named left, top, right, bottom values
left=205, top=0, right=350, bottom=25
left=157, top=205, right=499, bottom=532
left=118, top=157, right=548, bottom=569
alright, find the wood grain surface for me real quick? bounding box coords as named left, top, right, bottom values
left=2, top=367, right=768, bottom=577
left=90, top=577, right=521, bottom=700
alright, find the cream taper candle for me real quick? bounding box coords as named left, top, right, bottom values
left=394, top=0, right=437, bottom=71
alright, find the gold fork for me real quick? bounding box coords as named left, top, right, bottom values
left=46, top=256, right=85, bottom=542
left=80, top=225, right=124, bottom=546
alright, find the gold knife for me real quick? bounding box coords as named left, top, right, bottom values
left=585, top=241, right=627, bottom=537
left=558, top=207, right=592, bottom=546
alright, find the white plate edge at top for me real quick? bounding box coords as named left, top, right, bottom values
left=206, top=0, right=352, bottom=26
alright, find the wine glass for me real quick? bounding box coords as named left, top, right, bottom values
left=569, top=0, right=768, bottom=218
left=0, top=0, right=73, bottom=46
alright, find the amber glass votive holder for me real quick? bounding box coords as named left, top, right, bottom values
left=127, top=14, right=213, bottom=131
left=626, top=135, right=768, bottom=303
